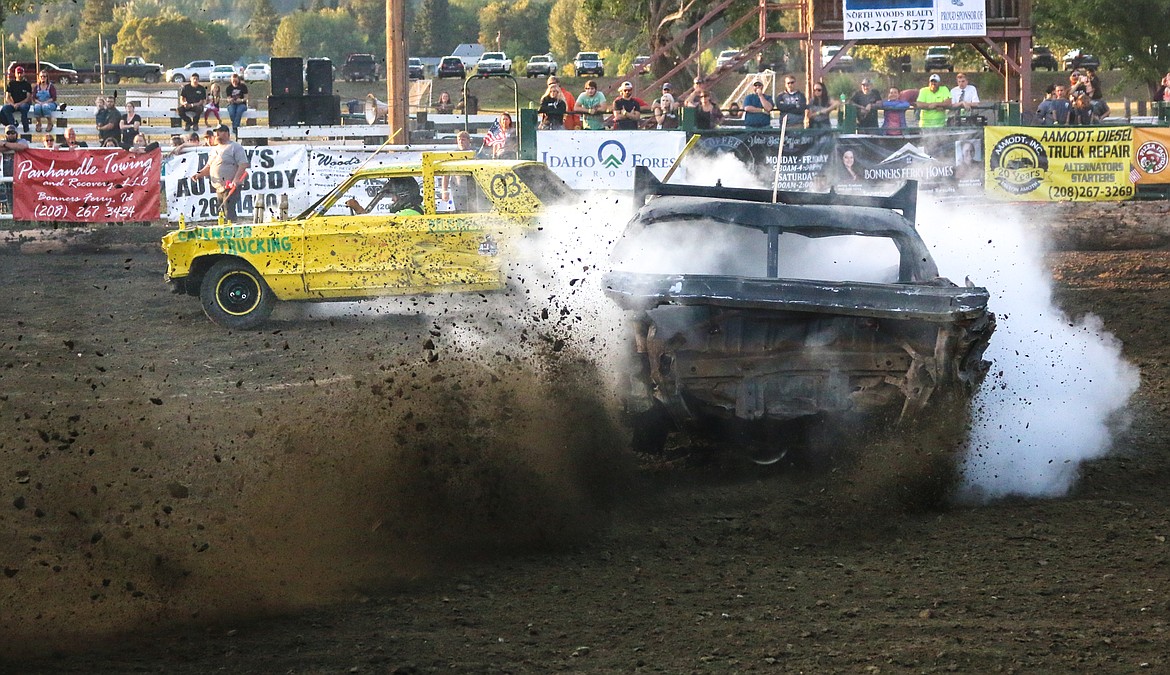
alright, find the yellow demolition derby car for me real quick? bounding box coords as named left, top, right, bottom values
left=162, top=151, right=573, bottom=329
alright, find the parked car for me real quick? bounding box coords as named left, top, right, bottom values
left=1031, top=46, right=1058, bottom=71
left=716, top=49, right=748, bottom=73
left=632, top=55, right=651, bottom=76
left=603, top=168, right=995, bottom=462
left=408, top=57, right=425, bottom=80
left=342, top=53, right=379, bottom=82
left=573, top=51, right=605, bottom=77
left=6, top=61, right=78, bottom=84
left=1062, top=49, right=1100, bottom=71
left=924, top=46, right=953, bottom=72
left=243, top=63, right=270, bottom=82
left=525, top=54, right=557, bottom=78
left=64, top=56, right=164, bottom=84
left=475, top=51, right=512, bottom=77
left=208, top=64, right=241, bottom=82
left=166, top=60, right=216, bottom=83
left=437, top=56, right=466, bottom=79
left=820, top=45, right=854, bottom=72
left=161, top=153, right=573, bottom=329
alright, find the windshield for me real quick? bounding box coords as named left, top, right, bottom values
left=578, top=53, right=600, bottom=61
left=482, top=52, right=505, bottom=60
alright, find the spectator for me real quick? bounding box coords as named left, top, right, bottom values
left=193, top=125, right=250, bottom=221
left=128, top=133, right=160, bottom=154
left=694, top=91, right=723, bottom=129
left=120, top=102, right=142, bottom=149
left=203, top=82, right=222, bottom=127
left=1069, top=91, right=1093, bottom=125
left=62, top=126, right=86, bottom=149
left=41, top=133, right=56, bottom=149
left=95, top=96, right=122, bottom=145
left=31, top=71, right=57, bottom=133
left=743, top=80, right=775, bottom=129
left=950, top=72, right=980, bottom=123
left=1085, top=67, right=1104, bottom=102
left=881, top=87, right=911, bottom=135
left=1036, top=84, right=1071, bottom=125
left=654, top=82, right=678, bottom=129
left=775, top=75, right=807, bottom=128
left=849, top=77, right=881, bottom=129
left=1084, top=80, right=1109, bottom=120
left=916, top=73, right=950, bottom=128
left=684, top=76, right=707, bottom=108
left=441, top=130, right=474, bottom=209
left=177, top=73, right=207, bottom=132
left=169, top=131, right=201, bottom=156
left=612, top=81, right=641, bottom=130
left=574, top=80, right=607, bottom=130
left=434, top=91, right=455, bottom=114
left=547, top=76, right=578, bottom=130
left=100, top=136, right=119, bottom=148
left=487, top=112, right=517, bottom=159
left=224, top=73, right=249, bottom=139
left=0, top=124, right=28, bottom=153
left=726, top=102, right=742, bottom=119
left=1, top=66, right=33, bottom=132
left=1159, top=73, right=1170, bottom=102
left=806, top=81, right=836, bottom=129
left=456, top=92, right=478, bottom=115
left=538, top=80, right=568, bottom=130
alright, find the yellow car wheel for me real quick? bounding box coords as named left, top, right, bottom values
left=199, top=258, right=275, bottom=330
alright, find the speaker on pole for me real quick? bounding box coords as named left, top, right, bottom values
left=267, top=95, right=305, bottom=127
left=304, top=95, right=341, bottom=126
left=270, top=57, right=303, bottom=96
left=306, top=58, right=334, bottom=96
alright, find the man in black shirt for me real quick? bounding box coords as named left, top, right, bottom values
left=850, top=78, right=882, bottom=129
left=612, top=81, right=641, bottom=130
left=1, top=66, right=33, bottom=132
left=178, top=74, right=207, bottom=131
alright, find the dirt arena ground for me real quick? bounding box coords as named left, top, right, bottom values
left=2, top=201, right=1170, bottom=673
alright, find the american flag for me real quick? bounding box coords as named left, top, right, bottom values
left=483, top=121, right=506, bottom=150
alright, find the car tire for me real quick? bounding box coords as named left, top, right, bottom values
left=144, top=73, right=159, bottom=84
left=172, top=74, right=185, bottom=83
left=200, top=258, right=276, bottom=330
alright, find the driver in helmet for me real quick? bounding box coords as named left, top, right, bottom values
left=346, top=176, right=423, bottom=215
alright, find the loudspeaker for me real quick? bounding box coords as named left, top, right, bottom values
left=267, top=95, right=304, bottom=127
left=306, top=58, right=333, bottom=96
left=304, top=95, right=341, bottom=125
left=271, top=57, right=303, bottom=96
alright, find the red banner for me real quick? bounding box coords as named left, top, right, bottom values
left=12, top=148, right=161, bottom=222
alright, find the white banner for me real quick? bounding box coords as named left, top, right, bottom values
left=162, top=146, right=427, bottom=222
left=536, top=130, right=687, bottom=190
left=843, top=0, right=986, bottom=40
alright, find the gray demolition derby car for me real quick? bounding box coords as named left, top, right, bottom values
left=603, top=168, right=996, bottom=463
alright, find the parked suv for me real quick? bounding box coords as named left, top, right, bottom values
left=716, top=49, right=748, bottom=73
left=342, top=53, right=379, bottom=82
left=1031, top=46, right=1058, bottom=71
left=6, top=61, right=78, bottom=84
left=408, top=58, right=424, bottom=80
left=924, top=46, right=953, bottom=72
left=525, top=54, right=557, bottom=78
left=573, top=52, right=604, bottom=77
left=437, top=56, right=466, bottom=79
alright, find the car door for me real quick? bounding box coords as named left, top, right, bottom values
left=301, top=212, right=416, bottom=294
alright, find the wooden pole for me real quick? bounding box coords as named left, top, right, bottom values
left=385, top=0, right=408, bottom=144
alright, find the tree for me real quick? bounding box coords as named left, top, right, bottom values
left=548, top=0, right=579, bottom=60
left=79, top=0, right=118, bottom=43
left=412, top=0, right=451, bottom=56
left=478, top=0, right=551, bottom=58
left=272, top=8, right=366, bottom=65
left=343, top=0, right=386, bottom=39
left=249, top=0, right=281, bottom=52
left=1036, top=0, right=1170, bottom=97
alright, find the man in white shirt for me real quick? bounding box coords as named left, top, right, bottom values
left=950, top=72, right=980, bottom=123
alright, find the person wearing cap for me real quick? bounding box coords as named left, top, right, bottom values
left=0, top=125, right=28, bottom=154
left=547, top=75, right=578, bottom=130
left=193, top=125, right=250, bottom=222
left=574, top=80, right=607, bottom=130
left=916, top=73, right=951, bottom=128
left=684, top=77, right=707, bottom=108
left=612, top=81, right=640, bottom=130
left=95, top=96, right=121, bottom=146
left=742, top=79, right=775, bottom=129
left=1, top=66, right=33, bottom=133
left=849, top=77, right=882, bottom=128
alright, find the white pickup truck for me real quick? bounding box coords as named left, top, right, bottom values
left=475, top=52, right=512, bottom=77
left=165, top=60, right=216, bottom=83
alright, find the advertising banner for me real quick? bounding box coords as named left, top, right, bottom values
left=843, top=0, right=986, bottom=40
left=984, top=126, right=1134, bottom=201
left=681, top=130, right=835, bottom=192
left=536, top=130, right=687, bottom=190
left=1132, top=127, right=1170, bottom=185
left=836, top=130, right=984, bottom=194
left=13, top=149, right=161, bottom=222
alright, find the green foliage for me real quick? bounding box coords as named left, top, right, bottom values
left=272, top=8, right=367, bottom=64
left=446, top=0, right=484, bottom=51
left=413, top=0, right=451, bottom=56
left=80, top=0, right=118, bottom=43
left=115, top=13, right=249, bottom=65
left=250, top=0, right=281, bottom=51
left=1036, top=0, right=1170, bottom=95
left=343, top=0, right=385, bottom=40
left=547, top=0, right=578, bottom=61
left=478, top=0, right=551, bottom=58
